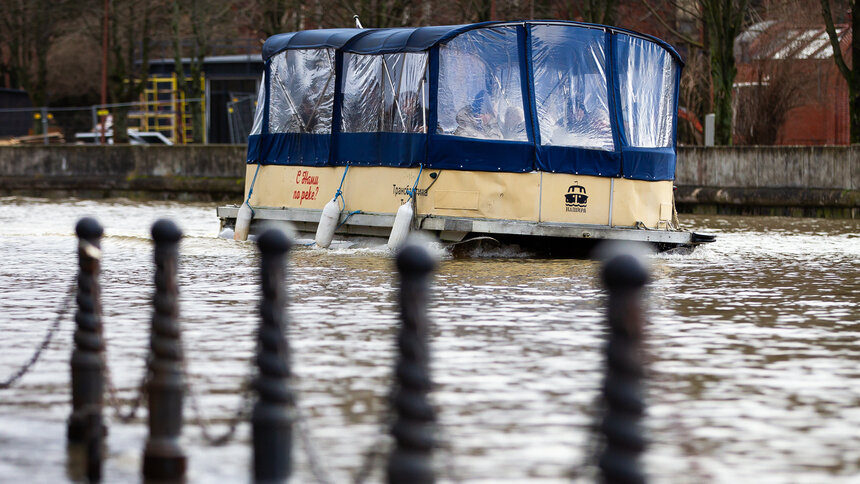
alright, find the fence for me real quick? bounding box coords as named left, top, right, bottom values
left=0, top=96, right=256, bottom=147
left=227, top=93, right=258, bottom=144
left=1, top=220, right=650, bottom=483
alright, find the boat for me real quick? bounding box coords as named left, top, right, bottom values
left=217, top=20, right=715, bottom=253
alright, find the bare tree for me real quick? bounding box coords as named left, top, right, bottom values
left=641, top=0, right=750, bottom=146
left=244, top=0, right=317, bottom=37
left=820, top=0, right=857, bottom=142
left=323, top=0, right=416, bottom=28
left=171, top=0, right=235, bottom=143
left=734, top=59, right=813, bottom=144
left=678, top=49, right=710, bottom=144
left=554, top=0, right=618, bottom=24
left=111, top=1, right=169, bottom=142
left=0, top=0, right=71, bottom=113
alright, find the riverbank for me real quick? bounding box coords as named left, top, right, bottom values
left=1, top=145, right=857, bottom=217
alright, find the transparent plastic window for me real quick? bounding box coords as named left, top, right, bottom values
left=268, top=48, right=335, bottom=134
left=438, top=27, right=527, bottom=141
left=616, top=35, right=677, bottom=148
left=250, top=76, right=265, bottom=135
left=531, top=25, right=613, bottom=150
left=342, top=52, right=429, bottom=133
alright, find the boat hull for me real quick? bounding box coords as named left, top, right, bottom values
left=218, top=164, right=704, bottom=252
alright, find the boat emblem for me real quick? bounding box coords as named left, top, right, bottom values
left=565, top=185, right=588, bottom=213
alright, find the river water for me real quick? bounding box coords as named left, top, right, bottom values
left=0, top=197, right=857, bottom=483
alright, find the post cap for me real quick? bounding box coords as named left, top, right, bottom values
left=601, top=253, right=649, bottom=290
left=151, top=219, right=182, bottom=243
left=257, top=227, right=292, bottom=254
left=396, top=240, right=436, bottom=276
left=75, top=217, right=103, bottom=240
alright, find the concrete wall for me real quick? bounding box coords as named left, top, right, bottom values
left=674, top=146, right=858, bottom=217
left=675, top=146, right=857, bottom=190
left=0, top=145, right=246, bottom=177
left=0, top=145, right=246, bottom=200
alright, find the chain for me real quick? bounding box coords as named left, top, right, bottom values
left=434, top=423, right=463, bottom=484
left=291, top=402, right=335, bottom=484
left=173, top=311, right=255, bottom=446
left=102, top=352, right=149, bottom=423
left=351, top=406, right=393, bottom=484
left=570, top=393, right=605, bottom=481
left=184, top=366, right=254, bottom=446
left=1, top=278, right=76, bottom=389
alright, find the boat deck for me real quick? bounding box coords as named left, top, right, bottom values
left=217, top=205, right=698, bottom=246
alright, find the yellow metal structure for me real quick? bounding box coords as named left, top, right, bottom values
left=128, top=74, right=206, bottom=144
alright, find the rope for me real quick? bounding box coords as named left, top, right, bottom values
left=405, top=164, right=424, bottom=199
left=336, top=210, right=362, bottom=230
left=244, top=163, right=262, bottom=217
left=1, top=278, right=76, bottom=389
left=334, top=164, right=350, bottom=211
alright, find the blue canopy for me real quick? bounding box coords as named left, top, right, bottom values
left=262, top=21, right=684, bottom=64
left=262, top=28, right=370, bottom=60
left=251, top=21, right=684, bottom=181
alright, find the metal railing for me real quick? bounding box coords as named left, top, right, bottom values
left=0, top=98, right=209, bottom=146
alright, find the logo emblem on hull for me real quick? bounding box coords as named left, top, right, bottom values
left=565, top=184, right=588, bottom=213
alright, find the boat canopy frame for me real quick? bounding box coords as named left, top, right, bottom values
left=248, top=20, right=684, bottom=181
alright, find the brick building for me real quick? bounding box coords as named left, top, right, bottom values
left=735, top=21, right=851, bottom=145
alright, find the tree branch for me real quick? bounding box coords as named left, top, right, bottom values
left=820, top=0, right=851, bottom=82
left=641, top=0, right=705, bottom=48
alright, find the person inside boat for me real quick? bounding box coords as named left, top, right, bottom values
left=299, top=98, right=321, bottom=133
left=500, top=106, right=525, bottom=139
left=343, top=81, right=382, bottom=132
left=391, top=90, right=425, bottom=133
left=453, top=90, right=501, bottom=139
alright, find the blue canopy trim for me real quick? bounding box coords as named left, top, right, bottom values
left=605, top=30, right=623, bottom=163
left=517, top=26, right=536, bottom=145
left=428, top=135, right=534, bottom=172
left=335, top=133, right=424, bottom=167
left=257, top=133, right=331, bottom=166
left=538, top=146, right=622, bottom=177
left=622, top=147, right=676, bottom=181
left=250, top=21, right=683, bottom=182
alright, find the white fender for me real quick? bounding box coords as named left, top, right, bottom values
left=314, top=198, right=341, bottom=248
left=387, top=201, right=413, bottom=250
left=233, top=203, right=253, bottom=241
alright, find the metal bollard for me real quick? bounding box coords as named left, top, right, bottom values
left=142, top=219, right=187, bottom=481
left=387, top=241, right=437, bottom=484
left=68, top=217, right=105, bottom=482
left=598, top=253, right=649, bottom=484
left=252, top=228, right=294, bottom=483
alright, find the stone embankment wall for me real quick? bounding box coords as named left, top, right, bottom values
left=0, top=145, right=857, bottom=217
left=674, top=146, right=858, bottom=218
left=0, top=145, right=246, bottom=201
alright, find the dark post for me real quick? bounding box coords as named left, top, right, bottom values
left=387, top=242, right=437, bottom=484
left=598, top=253, right=650, bottom=484
left=142, top=219, right=186, bottom=481
left=252, top=228, right=294, bottom=483
left=68, top=217, right=105, bottom=482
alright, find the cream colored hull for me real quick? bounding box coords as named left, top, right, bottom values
left=220, top=164, right=694, bottom=246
